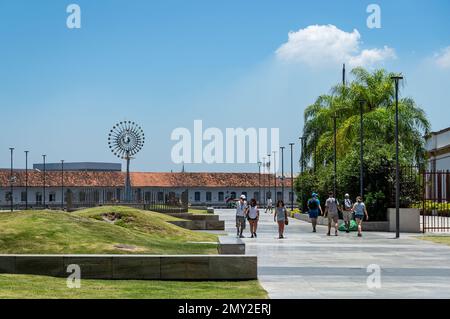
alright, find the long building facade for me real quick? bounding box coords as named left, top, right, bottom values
left=0, top=170, right=296, bottom=209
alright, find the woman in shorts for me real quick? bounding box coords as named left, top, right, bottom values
left=352, top=196, right=369, bottom=237
left=274, top=200, right=288, bottom=239
left=247, top=198, right=260, bottom=238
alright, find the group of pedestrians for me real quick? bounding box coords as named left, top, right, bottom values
left=233, top=195, right=288, bottom=239
left=307, top=192, right=369, bottom=237
left=233, top=191, right=369, bottom=239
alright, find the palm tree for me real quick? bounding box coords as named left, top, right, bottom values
left=302, top=67, right=430, bottom=169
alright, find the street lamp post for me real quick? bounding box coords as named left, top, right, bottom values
left=289, top=143, right=295, bottom=210
left=61, top=160, right=64, bottom=210
left=299, top=136, right=305, bottom=173
left=9, top=148, right=14, bottom=212
left=391, top=74, right=403, bottom=239
left=257, top=161, right=262, bottom=205
left=42, top=155, right=46, bottom=208
left=262, top=157, right=266, bottom=207
left=280, top=146, right=285, bottom=202
left=332, top=113, right=338, bottom=196
left=25, top=151, right=29, bottom=210
left=273, top=151, right=277, bottom=202
left=359, top=99, right=365, bottom=198
left=267, top=154, right=271, bottom=201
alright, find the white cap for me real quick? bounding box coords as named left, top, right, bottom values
left=345, top=193, right=349, bottom=197
left=240, top=194, right=246, bottom=200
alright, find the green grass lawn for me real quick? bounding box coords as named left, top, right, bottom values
left=0, top=274, right=267, bottom=299
left=188, top=208, right=209, bottom=214
left=420, top=235, right=450, bottom=246
left=0, top=206, right=218, bottom=254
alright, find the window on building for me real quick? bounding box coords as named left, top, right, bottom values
left=277, top=192, right=283, bottom=201
left=242, top=192, right=247, bottom=198
left=289, top=192, right=294, bottom=202
left=254, top=192, right=259, bottom=201
left=49, top=193, right=56, bottom=202
left=230, top=192, right=236, bottom=200
left=206, top=192, right=212, bottom=202
left=157, top=192, right=164, bottom=202
left=79, top=192, right=86, bottom=202
left=106, top=191, right=113, bottom=202
left=93, top=191, right=100, bottom=203
left=35, top=192, right=42, bottom=204
left=195, top=192, right=201, bottom=202
left=21, top=191, right=27, bottom=202
left=218, top=192, right=224, bottom=202
left=116, top=189, right=121, bottom=202
left=144, top=192, right=151, bottom=202
left=5, top=192, right=12, bottom=202
left=266, top=192, right=271, bottom=200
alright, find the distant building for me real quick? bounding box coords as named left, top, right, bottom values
left=33, top=162, right=121, bottom=172
left=426, top=127, right=450, bottom=171
left=0, top=171, right=295, bottom=208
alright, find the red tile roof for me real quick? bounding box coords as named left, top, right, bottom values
left=0, top=170, right=292, bottom=188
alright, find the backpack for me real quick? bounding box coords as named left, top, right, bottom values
left=308, top=199, right=319, bottom=210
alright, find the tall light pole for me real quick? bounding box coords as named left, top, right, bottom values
left=25, top=151, right=29, bottom=210
left=332, top=113, right=338, bottom=196
left=299, top=136, right=305, bottom=173
left=262, top=156, right=266, bottom=207
left=42, top=155, right=46, bottom=208
left=391, top=74, right=403, bottom=239
left=61, top=160, right=65, bottom=210
left=359, top=99, right=365, bottom=198
left=273, top=150, right=277, bottom=202
left=289, top=143, right=295, bottom=210
left=267, top=154, right=271, bottom=201
left=257, top=161, right=262, bottom=205
left=280, top=146, right=285, bottom=202
left=9, top=148, right=14, bottom=212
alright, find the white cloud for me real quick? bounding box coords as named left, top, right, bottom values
left=275, top=24, right=396, bottom=68
left=434, top=46, right=450, bottom=69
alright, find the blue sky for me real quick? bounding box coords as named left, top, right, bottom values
left=0, top=0, right=449, bottom=172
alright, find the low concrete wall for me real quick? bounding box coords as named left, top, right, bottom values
left=387, top=208, right=421, bottom=233
left=293, top=213, right=389, bottom=231
left=0, top=255, right=257, bottom=280
left=218, top=237, right=245, bottom=255
left=167, top=213, right=225, bottom=230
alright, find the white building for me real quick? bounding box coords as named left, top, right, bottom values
left=426, top=127, right=450, bottom=171
left=0, top=170, right=296, bottom=209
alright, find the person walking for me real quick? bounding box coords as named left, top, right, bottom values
left=233, top=194, right=248, bottom=238
left=342, top=193, right=353, bottom=233
left=307, top=193, right=322, bottom=232
left=324, top=191, right=340, bottom=236
left=247, top=198, right=260, bottom=238
left=274, top=200, right=288, bottom=239
left=265, top=197, right=273, bottom=214
left=352, top=196, right=369, bottom=237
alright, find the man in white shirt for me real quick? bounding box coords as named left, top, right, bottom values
left=234, top=195, right=248, bottom=238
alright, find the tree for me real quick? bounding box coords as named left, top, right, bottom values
left=297, top=67, right=430, bottom=219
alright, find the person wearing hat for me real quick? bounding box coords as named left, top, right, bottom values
left=232, top=194, right=248, bottom=238
left=307, top=193, right=323, bottom=232
left=342, top=193, right=354, bottom=233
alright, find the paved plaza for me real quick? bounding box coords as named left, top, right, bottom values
left=215, top=209, right=450, bottom=299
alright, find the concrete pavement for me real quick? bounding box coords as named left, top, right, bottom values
left=215, top=208, right=450, bottom=299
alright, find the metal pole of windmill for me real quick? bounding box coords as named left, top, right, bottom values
left=125, top=151, right=132, bottom=202
left=262, top=156, right=266, bottom=207
left=391, top=74, right=403, bottom=239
